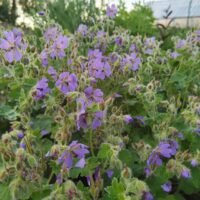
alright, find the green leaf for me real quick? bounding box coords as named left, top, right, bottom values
left=97, top=143, right=113, bottom=159
left=158, top=194, right=185, bottom=200
left=118, top=149, right=136, bottom=167
left=69, top=168, right=82, bottom=178
left=191, top=167, right=200, bottom=188
left=0, top=105, right=19, bottom=121
left=31, top=185, right=53, bottom=200
left=87, top=157, right=99, bottom=170
left=0, top=183, right=12, bottom=200
left=9, top=179, right=37, bottom=200
left=31, top=115, right=54, bottom=132
left=23, top=78, right=37, bottom=93
left=105, top=178, right=125, bottom=200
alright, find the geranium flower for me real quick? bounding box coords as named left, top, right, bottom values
left=33, top=78, right=50, bottom=100
left=106, top=4, right=118, bottom=19
left=58, top=141, right=89, bottom=169
left=50, top=35, right=69, bottom=58
left=0, top=28, right=26, bottom=63
left=56, top=72, right=78, bottom=94
left=161, top=181, right=172, bottom=192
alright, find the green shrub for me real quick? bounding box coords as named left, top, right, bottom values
left=115, top=3, right=157, bottom=37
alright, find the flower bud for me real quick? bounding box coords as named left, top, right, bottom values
left=121, top=167, right=132, bottom=179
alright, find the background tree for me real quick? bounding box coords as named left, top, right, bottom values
left=0, top=0, right=17, bottom=25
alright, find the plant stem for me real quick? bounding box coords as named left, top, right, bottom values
left=90, top=130, right=95, bottom=156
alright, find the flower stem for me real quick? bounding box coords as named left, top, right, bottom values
left=90, top=130, right=95, bottom=156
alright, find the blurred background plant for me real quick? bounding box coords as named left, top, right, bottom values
left=0, top=0, right=17, bottom=25
left=0, top=0, right=99, bottom=32
left=115, top=3, right=157, bottom=37
left=0, top=0, right=190, bottom=43
left=48, top=0, right=99, bottom=32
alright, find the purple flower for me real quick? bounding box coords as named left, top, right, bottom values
left=124, top=115, right=133, bottom=124
left=194, top=128, right=200, bottom=136
left=75, top=158, right=86, bottom=168
left=106, top=4, right=118, bottom=19
left=86, top=167, right=101, bottom=186
left=106, top=169, right=114, bottom=178
left=17, top=132, right=24, bottom=139
left=77, top=112, right=88, bottom=130
left=44, top=27, right=59, bottom=43
left=20, top=142, right=26, bottom=149
left=176, top=39, right=186, bottom=49
left=109, top=53, right=119, bottom=63
left=40, top=49, right=49, bottom=67
left=147, top=140, right=178, bottom=167
left=171, top=52, right=180, bottom=59
left=147, top=152, right=163, bottom=167
left=12, top=28, right=23, bottom=37
left=121, top=53, right=141, bottom=71
left=158, top=143, right=174, bottom=158
left=144, top=167, right=151, bottom=177
left=177, top=132, right=184, bottom=139
left=84, top=86, right=104, bottom=103
left=0, top=29, right=26, bottom=63
left=69, top=141, right=89, bottom=158
left=144, top=49, right=153, bottom=55
left=115, top=36, right=123, bottom=46
left=161, top=181, right=172, bottom=192
left=48, top=66, right=57, bottom=80
left=144, top=37, right=156, bottom=46
left=97, top=31, right=106, bottom=38
left=86, top=176, right=91, bottom=186
left=58, top=141, right=89, bottom=170
left=88, top=57, right=112, bottom=80
left=181, top=169, right=191, bottom=179
left=129, top=44, right=137, bottom=52
left=158, top=140, right=178, bottom=158
left=88, top=49, right=103, bottom=60
left=94, top=167, right=100, bottom=181
left=133, top=116, right=145, bottom=126
left=194, top=30, right=200, bottom=42
left=76, top=98, right=88, bottom=130
left=76, top=97, right=104, bottom=130
left=58, top=151, right=73, bottom=168
left=77, top=24, right=88, bottom=37
left=41, top=130, right=49, bottom=136
left=168, top=140, right=179, bottom=155
left=34, top=78, right=50, bottom=100
left=142, top=191, right=154, bottom=200
left=191, top=159, right=198, bottom=167
left=38, top=11, right=45, bottom=16
left=50, top=35, right=69, bottom=58
left=56, top=72, right=78, bottom=95
left=56, top=173, right=63, bottom=185
left=144, top=37, right=156, bottom=55
left=92, top=111, right=104, bottom=130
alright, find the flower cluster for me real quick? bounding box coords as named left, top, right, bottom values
left=55, top=72, right=78, bottom=95
left=76, top=94, right=104, bottom=131
left=0, top=28, right=27, bottom=63
left=146, top=140, right=178, bottom=175
left=106, top=4, right=118, bottom=19
left=40, top=27, right=69, bottom=66
left=88, top=49, right=112, bottom=80
left=121, top=52, right=141, bottom=71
